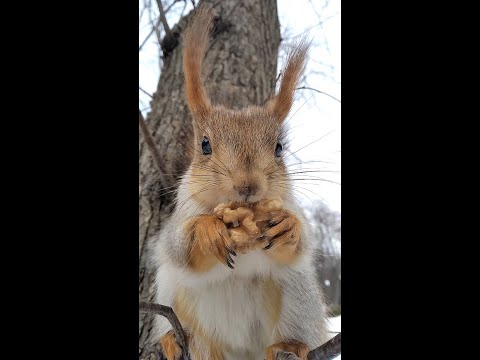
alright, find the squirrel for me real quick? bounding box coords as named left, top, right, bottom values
left=150, top=6, right=329, bottom=360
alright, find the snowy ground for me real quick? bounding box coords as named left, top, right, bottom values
left=327, top=316, right=341, bottom=359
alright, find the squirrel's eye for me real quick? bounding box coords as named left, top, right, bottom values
left=275, top=142, right=283, bottom=157
left=202, top=136, right=212, bottom=155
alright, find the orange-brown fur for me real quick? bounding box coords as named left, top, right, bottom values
left=266, top=39, right=310, bottom=123
left=160, top=331, right=182, bottom=360
left=182, top=8, right=213, bottom=119
left=261, top=277, right=283, bottom=330
left=266, top=341, right=310, bottom=360
left=186, top=106, right=289, bottom=211
left=185, top=215, right=234, bottom=272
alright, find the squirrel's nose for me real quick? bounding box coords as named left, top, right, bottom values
left=234, top=184, right=257, bottom=197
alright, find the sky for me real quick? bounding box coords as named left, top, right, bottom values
left=139, top=0, right=341, bottom=214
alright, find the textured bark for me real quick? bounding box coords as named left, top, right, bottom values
left=139, top=0, right=281, bottom=358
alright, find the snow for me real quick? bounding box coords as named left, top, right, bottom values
left=327, top=315, right=341, bottom=359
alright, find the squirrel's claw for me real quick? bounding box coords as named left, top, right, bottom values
left=263, top=242, right=273, bottom=250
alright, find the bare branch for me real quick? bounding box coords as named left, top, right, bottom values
left=139, top=301, right=190, bottom=360
left=262, top=71, right=282, bottom=105
left=179, top=0, right=188, bottom=18
left=140, top=301, right=341, bottom=360
left=138, top=110, right=168, bottom=186
left=139, top=17, right=162, bottom=51
left=155, top=0, right=173, bottom=37
left=295, top=86, right=340, bottom=103
left=139, top=0, right=148, bottom=23
left=165, top=0, right=183, bottom=13
left=307, top=333, right=341, bottom=360
left=140, top=87, right=154, bottom=99
left=308, top=0, right=323, bottom=20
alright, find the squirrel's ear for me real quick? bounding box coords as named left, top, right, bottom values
left=182, top=6, right=213, bottom=120
left=267, top=39, right=310, bottom=123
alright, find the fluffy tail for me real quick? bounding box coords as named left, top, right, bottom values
left=182, top=7, right=214, bottom=119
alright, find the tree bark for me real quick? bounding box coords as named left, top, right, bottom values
left=139, top=0, right=281, bottom=357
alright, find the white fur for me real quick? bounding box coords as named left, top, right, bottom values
left=150, top=178, right=328, bottom=360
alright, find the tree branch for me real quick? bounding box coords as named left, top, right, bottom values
left=140, top=87, right=154, bottom=99
left=295, top=86, right=341, bottom=103
left=139, top=16, right=162, bottom=51
left=262, top=71, right=282, bottom=105
left=139, top=301, right=190, bottom=360
left=138, top=110, right=168, bottom=186
left=139, top=301, right=341, bottom=360
left=165, top=0, right=183, bottom=13
left=155, top=0, right=173, bottom=38
left=276, top=334, right=341, bottom=360
left=307, top=333, right=341, bottom=360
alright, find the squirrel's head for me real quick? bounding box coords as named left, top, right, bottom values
left=182, top=8, right=309, bottom=208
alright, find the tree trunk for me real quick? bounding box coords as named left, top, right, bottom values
left=139, top=0, right=281, bottom=357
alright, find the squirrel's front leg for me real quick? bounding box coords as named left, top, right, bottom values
left=261, top=209, right=303, bottom=265
left=185, top=214, right=236, bottom=272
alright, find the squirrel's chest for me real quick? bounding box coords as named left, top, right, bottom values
left=173, top=274, right=281, bottom=354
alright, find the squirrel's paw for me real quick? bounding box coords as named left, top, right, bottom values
left=160, top=331, right=183, bottom=360
left=261, top=209, right=301, bottom=251
left=265, top=341, right=309, bottom=360
left=188, top=215, right=236, bottom=269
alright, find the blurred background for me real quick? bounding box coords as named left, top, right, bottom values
left=139, top=0, right=340, bottom=357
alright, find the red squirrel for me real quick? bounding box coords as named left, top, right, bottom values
left=150, top=7, right=329, bottom=360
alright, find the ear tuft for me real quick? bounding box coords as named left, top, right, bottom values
left=182, top=6, right=214, bottom=119
left=267, top=38, right=310, bottom=122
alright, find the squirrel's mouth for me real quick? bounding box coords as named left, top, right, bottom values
left=228, top=193, right=265, bottom=205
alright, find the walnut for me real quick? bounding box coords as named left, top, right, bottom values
left=213, top=198, right=284, bottom=253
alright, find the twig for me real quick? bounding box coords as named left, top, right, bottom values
left=139, top=17, right=162, bottom=51
left=165, top=0, right=182, bottom=13
left=139, top=301, right=190, bottom=360
left=140, top=87, right=154, bottom=99
left=156, top=0, right=173, bottom=38
left=138, top=110, right=168, bottom=186
left=295, top=86, right=341, bottom=103
left=262, top=71, right=282, bottom=105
